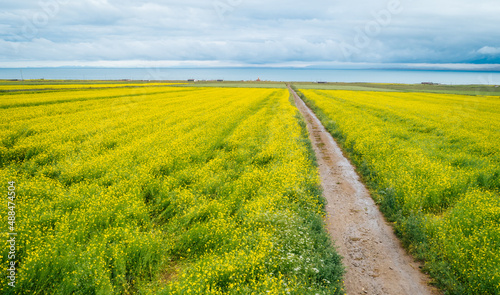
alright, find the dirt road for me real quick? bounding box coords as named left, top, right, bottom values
left=288, top=86, right=439, bottom=295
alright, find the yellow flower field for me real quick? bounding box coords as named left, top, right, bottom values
left=0, top=82, right=184, bottom=91
left=296, top=88, right=500, bottom=294
left=0, top=85, right=343, bottom=294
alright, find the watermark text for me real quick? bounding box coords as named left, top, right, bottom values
left=7, top=181, right=17, bottom=288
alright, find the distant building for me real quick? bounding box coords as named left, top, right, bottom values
left=317, top=81, right=327, bottom=84
left=421, top=82, right=440, bottom=85
left=187, top=79, right=195, bottom=82
left=256, top=77, right=261, bottom=82
left=217, top=79, right=224, bottom=82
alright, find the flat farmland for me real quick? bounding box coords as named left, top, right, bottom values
left=2, top=80, right=499, bottom=294
left=296, top=87, right=500, bottom=294
left=0, top=84, right=343, bottom=294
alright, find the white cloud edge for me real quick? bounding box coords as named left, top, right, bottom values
left=477, top=46, right=500, bottom=55
left=0, top=60, right=499, bottom=71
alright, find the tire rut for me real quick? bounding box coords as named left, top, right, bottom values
left=288, top=86, right=440, bottom=295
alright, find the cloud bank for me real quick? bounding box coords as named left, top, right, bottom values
left=1, top=0, right=500, bottom=68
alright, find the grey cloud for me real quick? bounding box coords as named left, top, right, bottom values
left=1, top=0, right=499, bottom=67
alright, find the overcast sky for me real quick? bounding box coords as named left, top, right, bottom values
left=1, top=0, right=500, bottom=68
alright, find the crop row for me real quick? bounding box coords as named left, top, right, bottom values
left=0, top=86, right=343, bottom=294
left=297, top=88, right=500, bottom=294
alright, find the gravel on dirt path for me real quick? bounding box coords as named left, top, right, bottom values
left=288, top=86, right=440, bottom=295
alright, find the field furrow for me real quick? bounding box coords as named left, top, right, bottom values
left=297, top=88, right=500, bottom=294
left=0, top=85, right=343, bottom=294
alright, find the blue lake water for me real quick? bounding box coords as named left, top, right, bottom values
left=1, top=68, right=500, bottom=85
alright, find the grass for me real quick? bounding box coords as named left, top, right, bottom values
left=182, top=81, right=287, bottom=89
left=0, top=79, right=187, bottom=86
left=4, top=79, right=498, bottom=94
left=294, top=82, right=500, bottom=96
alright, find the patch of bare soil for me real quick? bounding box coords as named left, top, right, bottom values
left=289, top=86, right=440, bottom=295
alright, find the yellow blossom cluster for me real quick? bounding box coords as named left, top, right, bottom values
left=298, top=88, right=500, bottom=294
left=0, top=82, right=184, bottom=92
left=0, top=84, right=343, bottom=294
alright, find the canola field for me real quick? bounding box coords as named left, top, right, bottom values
left=0, top=84, right=343, bottom=294
left=0, top=82, right=184, bottom=91
left=296, top=88, right=500, bottom=294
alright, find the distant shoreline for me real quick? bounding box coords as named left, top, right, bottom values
left=1, top=68, right=500, bottom=85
